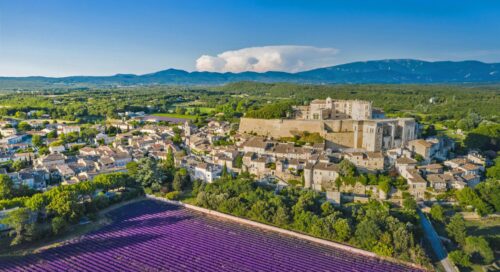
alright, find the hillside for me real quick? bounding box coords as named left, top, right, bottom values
left=1, top=59, right=499, bottom=88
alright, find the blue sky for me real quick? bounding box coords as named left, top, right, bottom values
left=0, top=0, right=499, bottom=76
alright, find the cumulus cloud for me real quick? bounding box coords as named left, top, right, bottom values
left=196, top=45, right=339, bottom=73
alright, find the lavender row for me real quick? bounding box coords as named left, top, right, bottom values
left=0, top=200, right=425, bottom=272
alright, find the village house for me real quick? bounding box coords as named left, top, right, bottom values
left=304, top=162, right=340, bottom=191
left=395, top=156, right=418, bottom=178
left=418, top=163, right=444, bottom=175
left=406, top=169, right=427, bottom=200
left=242, top=153, right=271, bottom=178
left=12, top=152, right=34, bottom=162
left=58, top=125, right=81, bottom=134
left=241, top=137, right=272, bottom=154
left=49, top=145, right=66, bottom=154
left=191, top=162, right=222, bottom=183
left=94, top=133, right=115, bottom=145
left=1, top=134, right=27, bottom=144
left=343, top=151, right=385, bottom=173
left=407, top=137, right=454, bottom=163
left=108, top=120, right=132, bottom=131
left=35, top=153, right=66, bottom=168
left=426, top=174, right=451, bottom=191
left=467, top=151, right=488, bottom=167
left=0, top=153, right=10, bottom=163
left=0, top=127, right=17, bottom=137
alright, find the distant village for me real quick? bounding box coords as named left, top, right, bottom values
left=0, top=98, right=490, bottom=209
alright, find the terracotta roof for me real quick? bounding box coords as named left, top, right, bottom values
left=313, top=162, right=339, bottom=172
left=396, top=157, right=417, bottom=165
left=243, top=137, right=269, bottom=149
left=409, top=139, right=434, bottom=148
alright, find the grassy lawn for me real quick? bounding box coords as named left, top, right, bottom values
left=152, top=113, right=197, bottom=120
left=185, top=107, right=215, bottom=114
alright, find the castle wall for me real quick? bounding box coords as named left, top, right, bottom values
left=239, top=118, right=327, bottom=138
left=239, top=117, right=417, bottom=152
left=239, top=118, right=357, bottom=149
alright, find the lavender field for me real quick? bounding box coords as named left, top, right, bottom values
left=0, top=200, right=424, bottom=271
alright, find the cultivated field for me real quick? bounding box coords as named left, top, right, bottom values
left=0, top=200, right=424, bottom=271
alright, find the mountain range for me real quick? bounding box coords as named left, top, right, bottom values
left=1, top=59, right=499, bottom=88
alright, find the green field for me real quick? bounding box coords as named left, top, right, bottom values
left=168, top=105, right=216, bottom=114
left=152, top=113, right=197, bottom=120
left=186, top=107, right=215, bottom=114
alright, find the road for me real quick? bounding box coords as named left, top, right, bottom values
left=418, top=209, right=457, bottom=272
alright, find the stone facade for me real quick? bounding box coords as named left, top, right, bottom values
left=293, top=98, right=372, bottom=121
left=239, top=117, right=416, bottom=152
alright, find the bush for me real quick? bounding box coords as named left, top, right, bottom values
left=165, top=191, right=180, bottom=200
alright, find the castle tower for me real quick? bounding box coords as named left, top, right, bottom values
left=326, top=97, right=333, bottom=109
left=184, top=121, right=192, bottom=137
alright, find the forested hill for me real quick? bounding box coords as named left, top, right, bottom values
left=1, top=59, right=500, bottom=88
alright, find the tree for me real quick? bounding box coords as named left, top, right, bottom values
left=175, top=107, right=187, bottom=115
left=464, top=236, right=494, bottom=264
left=221, top=163, right=228, bottom=179
left=126, top=161, right=139, bottom=178
left=430, top=204, right=445, bottom=223
left=449, top=250, right=471, bottom=267
left=320, top=201, right=336, bottom=216
left=12, top=159, right=28, bottom=172
left=165, top=147, right=175, bottom=169
left=47, top=130, right=57, bottom=139
left=31, top=135, right=42, bottom=147
left=485, top=158, right=500, bottom=179
left=234, top=155, right=243, bottom=168
left=51, top=216, right=68, bottom=235
left=338, top=159, right=356, bottom=177
left=1, top=207, right=31, bottom=245
left=38, top=146, right=49, bottom=155
left=456, top=187, right=492, bottom=216
left=172, top=172, right=184, bottom=192
left=0, top=174, right=14, bottom=199
left=333, top=218, right=351, bottom=242
left=446, top=214, right=467, bottom=245
left=134, top=158, right=162, bottom=188
left=46, top=191, right=82, bottom=222
left=378, top=178, right=391, bottom=195
left=273, top=206, right=290, bottom=226
left=464, top=123, right=500, bottom=151
left=17, top=121, right=32, bottom=132
left=25, top=193, right=47, bottom=214
left=355, top=219, right=381, bottom=250
left=475, top=179, right=500, bottom=212
left=14, top=111, right=27, bottom=119
left=402, top=194, right=417, bottom=212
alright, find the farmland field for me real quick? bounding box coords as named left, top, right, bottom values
left=152, top=112, right=197, bottom=120
left=0, top=200, right=424, bottom=271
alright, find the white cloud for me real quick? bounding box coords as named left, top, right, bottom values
left=195, top=45, right=339, bottom=73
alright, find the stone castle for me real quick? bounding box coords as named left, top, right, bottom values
left=239, top=98, right=417, bottom=152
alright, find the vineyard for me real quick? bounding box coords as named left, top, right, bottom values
left=0, top=200, right=424, bottom=271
